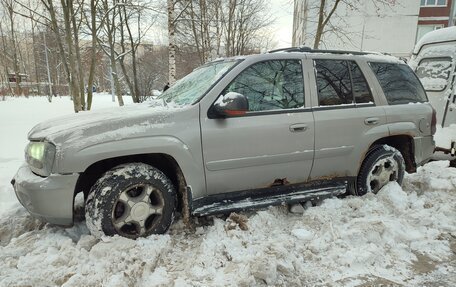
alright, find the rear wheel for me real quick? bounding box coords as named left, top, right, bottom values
left=356, top=145, right=405, bottom=196
left=85, top=163, right=176, bottom=239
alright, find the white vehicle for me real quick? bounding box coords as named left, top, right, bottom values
left=410, top=26, right=456, bottom=161
left=410, top=26, right=456, bottom=127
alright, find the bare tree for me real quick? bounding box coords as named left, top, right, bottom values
left=97, top=0, right=124, bottom=106
left=174, top=0, right=272, bottom=67
left=1, top=0, right=21, bottom=95
left=167, top=0, right=176, bottom=84
left=84, top=0, right=98, bottom=110
left=294, top=0, right=399, bottom=49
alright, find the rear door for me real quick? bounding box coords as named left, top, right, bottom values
left=200, top=59, right=315, bottom=195
left=308, top=58, right=389, bottom=179
left=369, top=62, right=435, bottom=164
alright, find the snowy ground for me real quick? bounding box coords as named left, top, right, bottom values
left=0, top=95, right=455, bottom=286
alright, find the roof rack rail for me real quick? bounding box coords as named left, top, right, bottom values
left=268, top=46, right=373, bottom=56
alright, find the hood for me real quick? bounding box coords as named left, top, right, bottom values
left=28, top=101, right=183, bottom=148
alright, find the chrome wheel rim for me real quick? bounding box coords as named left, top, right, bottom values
left=367, top=157, right=399, bottom=194
left=112, top=184, right=164, bottom=238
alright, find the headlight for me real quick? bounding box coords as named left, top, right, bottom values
left=25, top=141, right=56, bottom=176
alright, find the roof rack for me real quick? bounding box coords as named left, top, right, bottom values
left=268, top=46, right=373, bottom=56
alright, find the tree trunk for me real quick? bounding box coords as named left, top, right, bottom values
left=70, top=1, right=86, bottom=109
left=122, top=4, right=140, bottom=103
left=118, top=3, right=136, bottom=103
left=30, top=10, right=41, bottom=96
left=110, top=51, right=124, bottom=106
left=7, top=3, right=21, bottom=95
left=61, top=0, right=82, bottom=112
left=168, top=0, right=176, bottom=85
left=86, top=0, right=97, bottom=110
left=45, top=0, right=72, bottom=100
left=313, top=0, right=341, bottom=49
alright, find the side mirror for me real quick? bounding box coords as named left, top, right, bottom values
left=211, top=92, right=249, bottom=118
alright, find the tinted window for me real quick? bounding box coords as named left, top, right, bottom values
left=315, top=60, right=352, bottom=106
left=350, top=61, right=374, bottom=104
left=370, top=62, right=428, bottom=104
left=315, top=60, right=373, bottom=106
left=415, top=57, right=452, bottom=91
left=223, top=60, right=304, bottom=112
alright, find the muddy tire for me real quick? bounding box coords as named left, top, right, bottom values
left=356, top=145, right=405, bottom=196
left=85, top=163, right=176, bottom=239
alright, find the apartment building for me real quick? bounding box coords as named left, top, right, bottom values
left=417, top=0, right=456, bottom=42
left=292, top=1, right=420, bottom=58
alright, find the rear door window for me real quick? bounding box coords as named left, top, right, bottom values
left=350, top=61, right=374, bottom=104
left=370, top=62, right=428, bottom=105
left=314, top=59, right=373, bottom=106
left=415, top=57, right=452, bottom=92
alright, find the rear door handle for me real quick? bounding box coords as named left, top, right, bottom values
left=289, top=123, right=308, bottom=132
left=364, top=117, right=379, bottom=125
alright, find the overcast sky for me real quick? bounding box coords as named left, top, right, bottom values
left=149, top=0, right=295, bottom=49
left=270, top=0, right=294, bottom=48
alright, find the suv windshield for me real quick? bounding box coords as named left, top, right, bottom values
left=159, top=60, right=239, bottom=106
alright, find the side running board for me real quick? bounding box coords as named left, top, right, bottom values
left=192, top=181, right=347, bottom=216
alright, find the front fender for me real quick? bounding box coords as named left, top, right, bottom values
left=55, top=136, right=206, bottom=198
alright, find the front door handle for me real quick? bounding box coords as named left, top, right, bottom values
left=289, top=123, right=308, bottom=132
left=364, top=117, right=379, bottom=125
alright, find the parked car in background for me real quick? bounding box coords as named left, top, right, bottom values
left=12, top=48, right=436, bottom=239
left=410, top=26, right=456, bottom=128
left=410, top=26, right=456, bottom=162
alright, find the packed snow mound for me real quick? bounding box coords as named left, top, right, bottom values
left=1, top=161, right=455, bottom=286
left=435, top=124, right=456, bottom=149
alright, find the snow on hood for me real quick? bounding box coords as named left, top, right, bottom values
left=28, top=101, right=181, bottom=147
left=414, top=26, right=456, bottom=54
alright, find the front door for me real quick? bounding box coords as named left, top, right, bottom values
left=200, top=59, right=315, bottom=195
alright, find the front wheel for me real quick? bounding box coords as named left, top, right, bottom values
left=85, top=163, right=176, bottom=239
left=356, top=145, right=405, bottom=196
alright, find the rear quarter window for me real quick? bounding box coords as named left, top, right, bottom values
left=370, top=62, right=428, bottom=105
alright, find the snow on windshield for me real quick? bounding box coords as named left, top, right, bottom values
left=159, top=60, right=239, bottom=106
left=415, top=57, right=452, bottom=91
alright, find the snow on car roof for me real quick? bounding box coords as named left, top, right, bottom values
left=213, top=49, right=403, bottom=64
left=414, top=26, right=456, bottom=54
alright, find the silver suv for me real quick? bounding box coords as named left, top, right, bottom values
left=12, top=48, right=436, bottom=239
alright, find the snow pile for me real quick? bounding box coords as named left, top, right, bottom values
left=435, top=124, right=456, bottom=149
left=1, top=161, right=455, bottom=286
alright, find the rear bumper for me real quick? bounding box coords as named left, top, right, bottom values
left=413, top=135, right=435, bottom=167
left=12, top=164, right=78, bottom=226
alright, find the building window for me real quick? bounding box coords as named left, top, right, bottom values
left=421, top=0, right=447, bottom=6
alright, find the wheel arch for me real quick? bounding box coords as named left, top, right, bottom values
left=74, top=153, right=189, bottom=215
left=365, top=135, right=416, bottom=173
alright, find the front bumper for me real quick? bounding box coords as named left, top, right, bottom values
left=11, top=164, right=78, bottom=226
